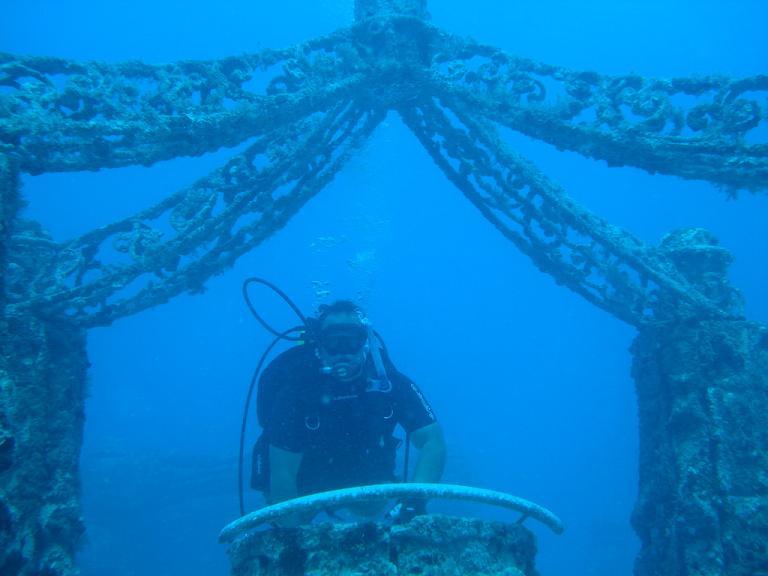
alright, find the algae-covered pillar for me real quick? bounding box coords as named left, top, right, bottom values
left=631, top=228, right=768, bottom=576
left=0, top=155, right=87, bottom=575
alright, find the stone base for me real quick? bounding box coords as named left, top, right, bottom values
left=228, top=515, right=538, bottom=576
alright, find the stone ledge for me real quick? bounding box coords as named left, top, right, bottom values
left=228, top=514, right=538, bottom=576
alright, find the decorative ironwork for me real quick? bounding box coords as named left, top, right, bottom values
left=1, top=0, right=765, bottom=328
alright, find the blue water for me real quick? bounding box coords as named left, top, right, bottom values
left=3, top=1, right=767, bottom=574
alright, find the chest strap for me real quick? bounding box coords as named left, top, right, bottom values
left=366, top=326, right=392, bottom=393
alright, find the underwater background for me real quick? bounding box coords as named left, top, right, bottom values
left=2, top=0, right=767, bottom=574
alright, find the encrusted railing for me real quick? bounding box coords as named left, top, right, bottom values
left=2, top=7, right=764, bottom=328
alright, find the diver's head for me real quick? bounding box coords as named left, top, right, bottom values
left=315, top=300, right=369, bottom=382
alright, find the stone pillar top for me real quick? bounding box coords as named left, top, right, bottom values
left=659, top=228, right=733, bottom=277
left=354, top=0, right=430, bottom=22
left=659, top=227, right=743, bottom=315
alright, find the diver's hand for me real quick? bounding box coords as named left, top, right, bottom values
left=387, top=498, right=427, bottom=524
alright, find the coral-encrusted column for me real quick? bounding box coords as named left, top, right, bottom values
left=631, top=228, right=768, bottom=576
left=1, top=155, right=88, bottom=576
left=0, top=154, right=17, bottom=314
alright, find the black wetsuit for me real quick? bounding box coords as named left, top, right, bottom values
left=259, top=344, right=437, bottom=496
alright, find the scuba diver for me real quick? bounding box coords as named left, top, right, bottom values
left=250, top=298, right=446, bottom=526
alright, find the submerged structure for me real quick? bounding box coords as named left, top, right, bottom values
left=1, top=0, right=766, bottom=574
left=229, top=515, right=539, bottom=576
left=220, top=482, right=561, bottom=575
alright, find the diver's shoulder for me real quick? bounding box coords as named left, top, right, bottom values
left=267, top=344, right=317, bottom=373
left=383, top=358, right=415, bottom=389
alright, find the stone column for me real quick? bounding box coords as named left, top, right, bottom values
left=0, top=154, right=18, bottom=306
left=631, top=228, right=768, bottom=576
left=1, top=155, right=88, bottom=575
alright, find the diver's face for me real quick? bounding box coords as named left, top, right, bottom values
left=318, top=312, right=368, bottom=381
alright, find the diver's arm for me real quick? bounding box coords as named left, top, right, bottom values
left=268, top=444, right=302, bottom=503
left=268, top=445, right=311, bottom=526
left=409, top=422, right=446, bottom=483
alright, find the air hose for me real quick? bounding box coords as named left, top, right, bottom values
left=238, top=278, right=311, bottom=516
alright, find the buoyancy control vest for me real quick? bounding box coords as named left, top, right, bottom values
left=251, top=329, right=397, bottom=492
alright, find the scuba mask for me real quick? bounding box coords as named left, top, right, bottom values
left=318, top=323, right=368, bottom=356
left=317, top=323, right=369, bottom=380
